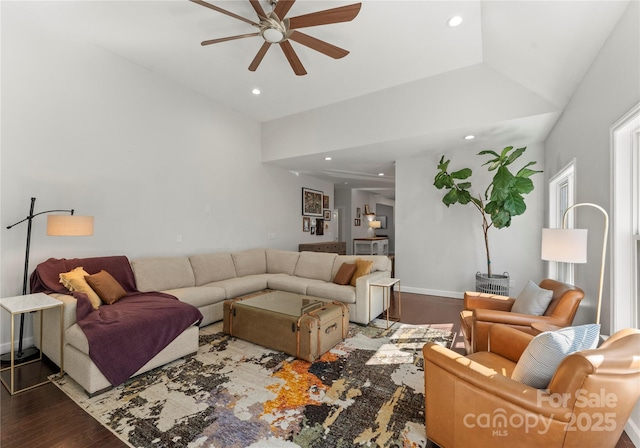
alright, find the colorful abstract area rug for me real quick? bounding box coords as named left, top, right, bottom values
left=52, top=322, right=455, bottom=448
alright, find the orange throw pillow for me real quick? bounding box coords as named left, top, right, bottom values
left=85, top=270, right=127, bottom=305
left=59, top=267, right=102, bottom=309
left=350, top=258, right=374, bottom=286
left=333, top=263, right=357, bottom=285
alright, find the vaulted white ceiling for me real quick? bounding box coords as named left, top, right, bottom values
left=10, top=1, right=631, bottom=198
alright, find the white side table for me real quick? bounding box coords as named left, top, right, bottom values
left=368, top=278, right=401, bottom=328
left=0, top=292, right=63, bottom=395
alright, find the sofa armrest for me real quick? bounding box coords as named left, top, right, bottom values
left=463, top=291, right=515, bottom=311
left=33, top=292, right=77, bottom=367
left=352, top=270, right=392, bottom=324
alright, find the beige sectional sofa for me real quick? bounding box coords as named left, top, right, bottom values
left=131, top=248, right=392, bottom=326
left=35, top=248, right=391, bottom=395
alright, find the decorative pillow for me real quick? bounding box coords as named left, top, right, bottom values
left=511, top=324, right=601, bottom=388
left=333, top=263, right=357, bottom=285
left=85, top=270, right=127, bottom=305
left=511, top=280, right=553, bottom=315
left=59, top=267, right=102, bottom=309
left=350, top=258, right=374, bottom=287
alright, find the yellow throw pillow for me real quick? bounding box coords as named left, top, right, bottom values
left=350, top=258, right=374, bottom=287
left=59, top=267, right=102, bottom=309
left=85, top=270, right=127, bottom=305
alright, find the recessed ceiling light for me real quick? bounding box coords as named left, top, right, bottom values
left=378, top=173, right=384, bottom=176
left=324, top=157, right=332, bottom=161
left=251, top=88, right=261, bottom=95
left=447, top=16, right=463, bottom=27
left=464, top=135, right=475, bottom=140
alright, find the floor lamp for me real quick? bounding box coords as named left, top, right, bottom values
left=1, top=197, right=93, bottom=363
left=541, top=203, right=609, bottom=324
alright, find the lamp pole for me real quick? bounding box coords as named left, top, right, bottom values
left=2, top=197, right=75, bottom=362
left=562, top=203, right=609, bottom=325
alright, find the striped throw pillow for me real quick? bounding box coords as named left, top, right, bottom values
left=511, top=324, right=600, bottom=388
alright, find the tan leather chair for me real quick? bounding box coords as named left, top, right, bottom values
left=423, top=324, right=640, bottom=448
left=460, top=279, right=585, bottom=353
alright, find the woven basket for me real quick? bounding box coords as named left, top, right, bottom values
left=475, top=272, right=510, bottom=295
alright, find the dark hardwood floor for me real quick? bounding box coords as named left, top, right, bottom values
left=1, top=292, right=635, bottom=447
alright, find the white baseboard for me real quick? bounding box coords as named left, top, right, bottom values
left=399, top=285, right=463, bottom=299
left=0, top=336, right=34, bottom=356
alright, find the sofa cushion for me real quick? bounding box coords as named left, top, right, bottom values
left=266, top=249, right=300, bottom=275
left=131, top=256, right=195, bottom=292
left=84, top=270, right=127, bottom=305
left=511, top=324, right=601, bottom=388
left=206, top=275, right=270, bottom=298
left=511, top=280, right=553, bottom=316
left=232, top=249, right=267, bottom=277
left=189, top=252, right=237, bottom=286
left=333, top=263, right=357, bottom=285
left=164, top=286, right=226, bottom=309
left=59, top=267, right=102, bottom=309
left=294, top=252, right=337, bottom=282
left=350, top=258, right=374, bottom=286
left=268, top=276, right=323, bottom=294
left=307, top=283, right=357, bottom=304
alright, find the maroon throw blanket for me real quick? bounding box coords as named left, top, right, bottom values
left=74, top=291, right=202, bottom=386
left=30, top=256, right=203, bottom=386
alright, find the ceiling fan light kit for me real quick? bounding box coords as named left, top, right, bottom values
left=190, top=0, right=362, bottom=75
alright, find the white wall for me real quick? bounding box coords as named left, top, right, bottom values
left=544, top=0, right=640, bottom=332
left=396, top=144, right=545, bottom=298
left=0, top=4, right=334, bottom=352
left=544, top=3, right=639, bottom=444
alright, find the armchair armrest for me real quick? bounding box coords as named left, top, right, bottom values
left=487, top=324, right=534, bottom=362
left=423, top=342, right=569, bottom=419
left=473, top=308, right=568, bottom=328
left=463, top=291, right=515, bottom=311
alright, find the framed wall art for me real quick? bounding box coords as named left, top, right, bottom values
left=323, top=209, right=331, bottom=220
left=303, top=217, right=311, bottom=232
left=316, top=219, right=324, bottom=235
left=323, top=195, right=330, bottom=209
left=302, top=188, right=323, bottom=217
left=354, top=218, right=361, bottom=226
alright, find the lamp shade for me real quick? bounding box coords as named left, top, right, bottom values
left=369, top=221, right=381, bottom=229
left=541, top=228, right=588, bottom=263
left=47, top=215, right=94, bottom=236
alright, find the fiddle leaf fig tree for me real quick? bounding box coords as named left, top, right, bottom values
left=434, top=146, right=541, bottom=277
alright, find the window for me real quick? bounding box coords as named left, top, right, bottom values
left=548, top=160, right=576, bottom=284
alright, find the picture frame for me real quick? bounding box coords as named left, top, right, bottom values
left=311, top=227, right=316, bottom=235
left=323, top=209, right=331, bottom=220
left=323, top=195, right=330, bottom=209
left=316, top=219, right=324, bottom=235
left=302, top=217, right=311, bottom=232
left=356, top=207, right=361, bottom=218
left=354, top=218, right=361, bottom=226
left=302, top=188, right=323, bottom=217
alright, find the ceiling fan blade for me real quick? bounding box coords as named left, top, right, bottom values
left=248, top=0, right=267, bottom=19
left=288, top=3, right=361, bottom=29
left=249, top=42, right=272, bottom=72
left=279, top=40, right=307, bottom=76
left=202, top=33, right=260, bottom=46
left=274, top=0, right=296, bottom=19
left=189, top=0, right=258, bottom=26
left=288, top=31, right=349, bottom=59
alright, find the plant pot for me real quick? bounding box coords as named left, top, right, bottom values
left=475, top=272, right=510, bottom=296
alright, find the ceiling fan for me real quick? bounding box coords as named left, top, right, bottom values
left=190, top=0, right=362, bottom=76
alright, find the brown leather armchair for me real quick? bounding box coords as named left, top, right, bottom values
left=423, top=324, right=640, bottom=448
left=460, top=279, right=584, bottom=353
